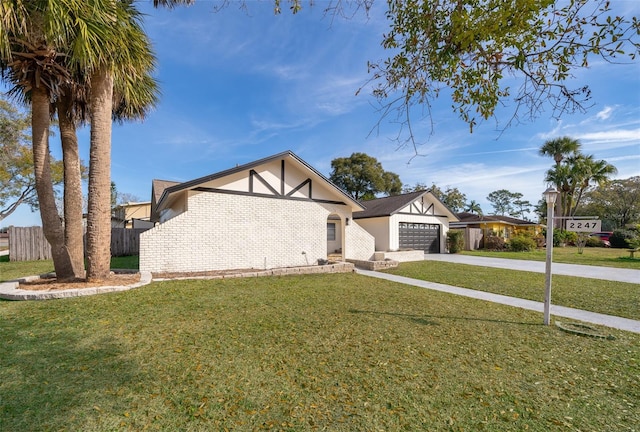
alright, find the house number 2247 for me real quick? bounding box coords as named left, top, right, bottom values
left=565, top=220, right=601, bottom=232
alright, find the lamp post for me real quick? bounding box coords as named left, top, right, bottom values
left=543, top=187, right=559, bottom=325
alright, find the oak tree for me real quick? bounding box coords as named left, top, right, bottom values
left=330, top=152, right=402, bottom=200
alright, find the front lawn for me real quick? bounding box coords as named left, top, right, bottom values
left=384, top=261, right=640, bottom=320
left=461, top=247, right=640, bottom=269
left=1, top=274, right=638, bottom=431
left=0, top=255, right=139, bottom=282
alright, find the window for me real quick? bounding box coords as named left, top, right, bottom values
left=327, top=223, right=336, bottom=241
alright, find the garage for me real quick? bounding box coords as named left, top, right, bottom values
left=352, top=190, right=458, bottom=254
left=399, top=222, right=440, bottom=253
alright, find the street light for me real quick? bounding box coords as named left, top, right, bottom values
left=543, top=187, right=559, bottom=325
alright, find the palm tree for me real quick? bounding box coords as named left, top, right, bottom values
left=539, top=136, right=581, bottom=166
left=0, top=1, right=80, bottom=280
left=56, top=89, right=86, bottom=276
left=465, top=200, right=483, bottom=215
left=568, top=155, right=617, bottom=217
left=539, top=136, right=581, bottom=228
left=1, top=1, right=158, bottom=280
left=84, top=1, right=162, bottom=280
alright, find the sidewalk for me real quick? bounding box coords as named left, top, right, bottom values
left=422, top=253, right=640, bottom=284
left=356, top=268, right=640, bottom=334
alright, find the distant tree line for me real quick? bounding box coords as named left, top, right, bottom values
left=329, top=146, right=635, bottom=229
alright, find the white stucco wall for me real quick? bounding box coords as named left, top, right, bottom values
left=140, top=192, right=369, bottom=273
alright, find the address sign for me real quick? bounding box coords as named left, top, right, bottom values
left=565, top=219, right=601, bottom=232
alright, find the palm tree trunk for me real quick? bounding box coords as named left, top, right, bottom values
left=86, top=67, right=114, bottom=281
left=57, top=93, right=86, bottom=277
left=31, top=86, right=75, bottom=280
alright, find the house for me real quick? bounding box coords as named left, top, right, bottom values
left=450, top=212, right=542, bottom=250
left=140, top=151, right=375, bottom=273
left=113, top=201, right=154, bottom=229
left=353, top=190, right=459, bottom=256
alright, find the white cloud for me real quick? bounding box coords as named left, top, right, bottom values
left=596, top=106, right=614, bottom=120
left=577, top=128, right=640, bottom=143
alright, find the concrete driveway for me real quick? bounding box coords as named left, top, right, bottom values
left=423, top=254, right=639, bottom=284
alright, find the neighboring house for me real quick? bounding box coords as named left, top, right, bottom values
left=82, top=214, right=127, bottom=229
left=450, top=212, right=542, bottom=249
left=353, top=190, right=459, bottom=254
left=113, top=201, right=153, bottom=229
left=140, top=151, right=375, bottom=273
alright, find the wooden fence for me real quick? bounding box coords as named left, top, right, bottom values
left=8, top=226, right=53, bottom=261
left=464, top=228, right=484, bottom=250
left=450, top=227, right=484, bottom=251
left=8, top=226, right=149, bottom=261
left=110, top=228, right=147, bottom=257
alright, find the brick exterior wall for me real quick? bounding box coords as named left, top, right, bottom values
left=140, top=192, right=374, bottom=273
left=345, top=220, right=375, bottom=261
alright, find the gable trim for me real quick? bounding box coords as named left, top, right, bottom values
left=192, top=187, right=346, bottom=206
left=249, top=169, right=280, bottom=196
left=287, top=178, right=312, bottom=197
left=395, top=212, right=451, bottom=220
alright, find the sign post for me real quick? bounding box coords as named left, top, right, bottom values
left=543, top=188, right=559, bottom=326
left=544, top=214, right=602, bottom=324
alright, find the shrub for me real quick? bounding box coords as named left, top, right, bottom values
left=446, top=230, right=465, bottom=253
left=610, top=229, right=637, bottom=248
left=508, top=235, right=537, bottom=252
left=564, top=230, right=578, bottom=246
left=484, top=234, right=506, bottom=251
left=585, top=236, right=605, bottom=247
left=552, top=229, right=577, bottom=246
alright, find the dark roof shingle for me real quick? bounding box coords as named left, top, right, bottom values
left=353, top=190, right=428, bottom=219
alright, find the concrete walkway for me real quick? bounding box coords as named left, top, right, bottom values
left=356, top=266, right=640, bottom=334
left=422, top=253, right=640, bottom=284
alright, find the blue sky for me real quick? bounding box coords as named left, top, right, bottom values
left=3, top=0, right=639, bottom=228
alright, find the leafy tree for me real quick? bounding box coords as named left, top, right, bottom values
left=534, top=199, right=547, bottom=224
left=440, top=187, right=466, bottom=212
left=402, top=182, right=429, bottom=194
left=577, top=176, right=640, bottom=229
left=0, top=97, right=64, bottom=221
left=366, top=0, right=639, bottom=143
left=486, top=189, right=522, bottom=216
left=329, top=152, right=402, bottom=200
left=512, top=197, right=532, bottom=220
left=402, top=182, right=466, bottom=211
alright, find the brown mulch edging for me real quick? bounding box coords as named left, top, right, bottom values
left=18, top=273, right=141, bottom=291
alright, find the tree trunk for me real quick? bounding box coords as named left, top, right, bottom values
left=86, top=67, right=114, bottom=281
left=57, top=93, right=86, bottom=277
left=31, top=86, right=75, bottom=280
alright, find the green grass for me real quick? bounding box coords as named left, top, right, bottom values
left=1, top=274, right=638, bottom=431
left=384, top=261, right=640, bottom=320
left=0, top=255, right=139, bottom=282
left=461, top=247, right=640, bottom=269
